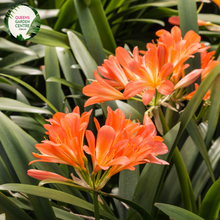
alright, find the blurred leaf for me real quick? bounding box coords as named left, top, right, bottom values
left=114, top=100, right=142, bottom=122
left=119, top=167, right=139, bottom=219
left=0, top=112, right=56, bottom=220
left=89, top=0, right=116, bottom=53
left=0, top=45, right=45, bottom=69
left=198, top=14, right=220, bottom=24
left=44, top=46, right=64, bottom=112
left=38, top=179, right=153, bottom=220
left=0, top=184, right=117, bottom=220
left=37, top=9, right=59, bottom=19
left=113, top=18, right=165, bottom=26
left=74, top=0, right=105, bottom=65
left=0, top=66, right=42, bottom=76
left=155, top=203, right=204, bottom=220
left=47, top=77, right=83, bottom=91
left=0, top=157, right=13, bottom=184
left=174, top=63, right=220, bottom=154
left=146, top=7, right=178, bottom=19
left=186, top=119, right=215, bottom=182
left=0, top=192, right=32, bottom=220
left=54, top=0, right=77, bottom=32
left=109, top=1, right=178, bottom=23
left=199, top=177, right=220, bottom=220
left=10, top=116, right=46, bottom=132
left=53, top=207, right=83, bottom=220
left=67, top=31, right=97, bottom=79
left=0, top=73, right=58, bottom=113
left=29, top=27, right=70, bottom=48
left=193, top=137, right=220, bottom=199
left=177, top=0, right=198, bottom=36
left=159, top=123, right=207, bottom=205
left=205, top=75, right=220, bottom=148
left=16, top=89, right=30, bottom=105
left=0, top=38, right=36, bottom=55
left=0, top=98, right=52, bottom=114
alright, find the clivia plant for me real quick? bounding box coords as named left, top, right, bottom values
left=1, top=0, right=220, bottom=220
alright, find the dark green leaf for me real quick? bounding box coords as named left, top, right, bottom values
left=155, top=203, right=204, bottom=220
left=199, top=176, right=220, bottom=220
left=74, top=0, right=105, bottom=65
left=67, top=31, right=97, bottom=80
left=186, top=119, right=215, bottom=182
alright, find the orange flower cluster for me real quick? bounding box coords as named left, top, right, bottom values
left=28, top=107, right=168, bottom=190
left=83, top=26, right=216, bottom=107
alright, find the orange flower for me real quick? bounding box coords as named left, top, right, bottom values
left=84, top=107, right=168, bottom=180
left=29, top=107, right=169, bottom=190
left=83, top=71, right=125, bottom=107
left=123, top=47, right=174, bottom=105
left=200, top=43, right=219, bottom=81
left=184, top=83, right=211, bottom=100
left=29, top=106, right=92, bottom=171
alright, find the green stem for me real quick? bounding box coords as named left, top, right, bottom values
left=129, top=97, right=143, bottom=103
left=93, top=192, right=100, bottom=220
left=159, top=107, right=197, bottom=213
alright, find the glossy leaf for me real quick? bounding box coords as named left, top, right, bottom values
left=44, top=46, right=64, bottom=112
left=193, top=137, right=220, bottom=200
left=186, top=119, right=215, bottom=182
left=174, top=63, right=220, bottom=152
left=0, top=112, right=56, bottom=220
left=47, top=77, right=83, bottom=92
left=0, top=184, right=117, bottom=220
left=205, top=75, right=220, bottom=148
left=0, top=192, right=32, bottom=220
left=74, top=0, right=105, bottom=65
left=0, top=98, right=52, bottom=114
left=155, top=203, right=204, bottom=220
left=119, top=167, right=139, bottom=219
left=0, top=38, right=36, bottom=55
left=29, top=27, right=70, bottom=48
left=113, top=18, right=165, bottom=26
left=199, top=177, right=220, bottom=220
left=67, top=31, right=97, bottom=79
left=0, top=66, right=43, bottom=76
left=89, top=0, right=116, bottom=53
left=0, top=45, right=45, bottom=69
left=56, top=47, right=84, bottom=110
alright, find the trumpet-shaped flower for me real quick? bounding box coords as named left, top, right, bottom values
left=28, top=106, right=169, bottom=190
left=123, top=47, right=174, bottom=105
left=29, top=106, right=92, bottom=171
left=84, top=107, right=168, bottom=180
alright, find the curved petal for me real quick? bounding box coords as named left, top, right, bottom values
left=116, top=46, right=132, bottom=68
left=123, top=80, right=147, bottom=98
left=174, top=69, right=203, bottom=89
left=159, top=62, right=173, bottom=79
left=157, top=79, right=174, bottom=95
left=171, top=26, right=182, bottom=43
left=96, top=125, right=116, bottom=163
left=142, top=89, right=155, bottom=105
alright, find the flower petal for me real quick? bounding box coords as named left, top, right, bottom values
left=157, top=79, right=174, bottom=95
left=174, top=69, right=203, bottom=89
left=142, top=89, right=155, bottom=105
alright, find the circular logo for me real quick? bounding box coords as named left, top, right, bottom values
left=4, top=4, right=41, bottom=41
